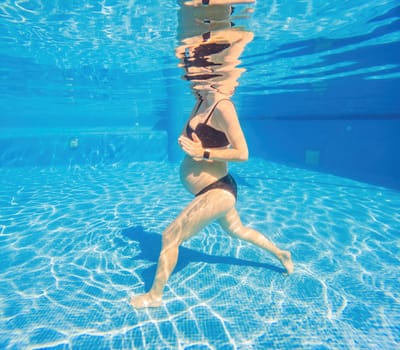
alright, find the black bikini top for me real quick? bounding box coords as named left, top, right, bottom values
left=186, top=99, right=230, bottom=148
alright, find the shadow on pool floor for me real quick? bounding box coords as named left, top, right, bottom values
left=120, top=225, right=285, bottom=290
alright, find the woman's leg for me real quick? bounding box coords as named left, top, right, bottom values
left=130, top=189, right=236, bottom=308
left=218, top=208, right=293, bottom=274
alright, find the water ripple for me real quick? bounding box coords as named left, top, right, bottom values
left=0, top=159, right=399, bottom=348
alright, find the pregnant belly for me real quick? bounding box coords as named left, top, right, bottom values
left=180, top=156, right=228, bottom=195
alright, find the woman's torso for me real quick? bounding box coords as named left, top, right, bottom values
left=180, top=155, right=228, bottom=195
left=180, top=99, right=230, bottom=195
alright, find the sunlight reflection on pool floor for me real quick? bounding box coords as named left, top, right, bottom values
left=0, top=159, right=399, bottom=349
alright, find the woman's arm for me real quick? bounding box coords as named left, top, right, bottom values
left=205, top=99, right=249, bottom=162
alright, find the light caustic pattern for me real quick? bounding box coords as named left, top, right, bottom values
left=1, top=0, right=398, bottom=75
left=0, top=159, right=399, bottom=349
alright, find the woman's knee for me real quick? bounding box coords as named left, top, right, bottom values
left=222, top=219, right=245, bottom=238
left=232, top=226, right=247, bottom=239
left=219, top=209, right=243, bottom=237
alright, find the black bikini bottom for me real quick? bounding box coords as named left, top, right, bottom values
left=195, top=174, right=237, bottom=200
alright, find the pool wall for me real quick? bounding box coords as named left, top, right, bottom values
left=0, top=128, right=167, bottom=166
left=243, top=118, right=400, bottom=190
left=1, top=115, right=399, bottom=190
left=236, top=71, right=400, bottom=190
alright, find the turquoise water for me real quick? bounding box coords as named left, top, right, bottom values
left=1, top=0, right=400, bottom=349
left=1, top=159, right=399, bottom=349
left=1, top=0, right=399, bottom=126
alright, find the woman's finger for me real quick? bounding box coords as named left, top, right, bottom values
left=191, top=132, right=202, bottom=144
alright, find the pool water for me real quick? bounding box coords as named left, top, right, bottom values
left=1, top=159, right=399, bottom=349
left=1, top=0, right=400, bottom=349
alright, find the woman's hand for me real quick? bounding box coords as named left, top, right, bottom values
left=178, top=133, right=204, bottom=161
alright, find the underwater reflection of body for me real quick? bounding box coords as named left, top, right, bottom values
left=130, top=1, right=293, bottom=309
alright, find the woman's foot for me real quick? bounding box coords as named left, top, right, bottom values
left=130, top=292, right=162, bottom=308
left=278, top=250, right=294, bottom=274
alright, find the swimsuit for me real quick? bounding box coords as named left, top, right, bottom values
left=186, top=99, right=230, bottom=148
left=195, top=174, right=237, bottom=200
left=187, top=99, right=237, bottom=200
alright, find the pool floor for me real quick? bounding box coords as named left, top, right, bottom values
left=0, top=159, right=399, bottom=349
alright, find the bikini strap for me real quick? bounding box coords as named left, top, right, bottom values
left=204, top=98, right=231, bottom=124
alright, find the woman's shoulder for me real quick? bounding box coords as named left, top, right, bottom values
left=212, top=98, right=238, bottom=128
left=215, top=98, right=235, bottom=114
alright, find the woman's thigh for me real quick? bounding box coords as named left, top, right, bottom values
left=166, top=189, right=236, bottom=243
left=217, top=207, right=243, bottom=236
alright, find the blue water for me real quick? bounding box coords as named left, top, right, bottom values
left=1, top=0, right=400, bottom=126
left=1, top=159, right=399, bottom=349
left=1, top=0, right=400, bottom=349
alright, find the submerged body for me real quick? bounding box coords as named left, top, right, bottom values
left=130, top=1, right=293, bottom=309
left=130, top=92, right=293, bottom=308
left=181, top=98, right=233, bottom=195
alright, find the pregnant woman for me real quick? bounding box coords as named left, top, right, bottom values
left=130, top=1, right=293, bottom=309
